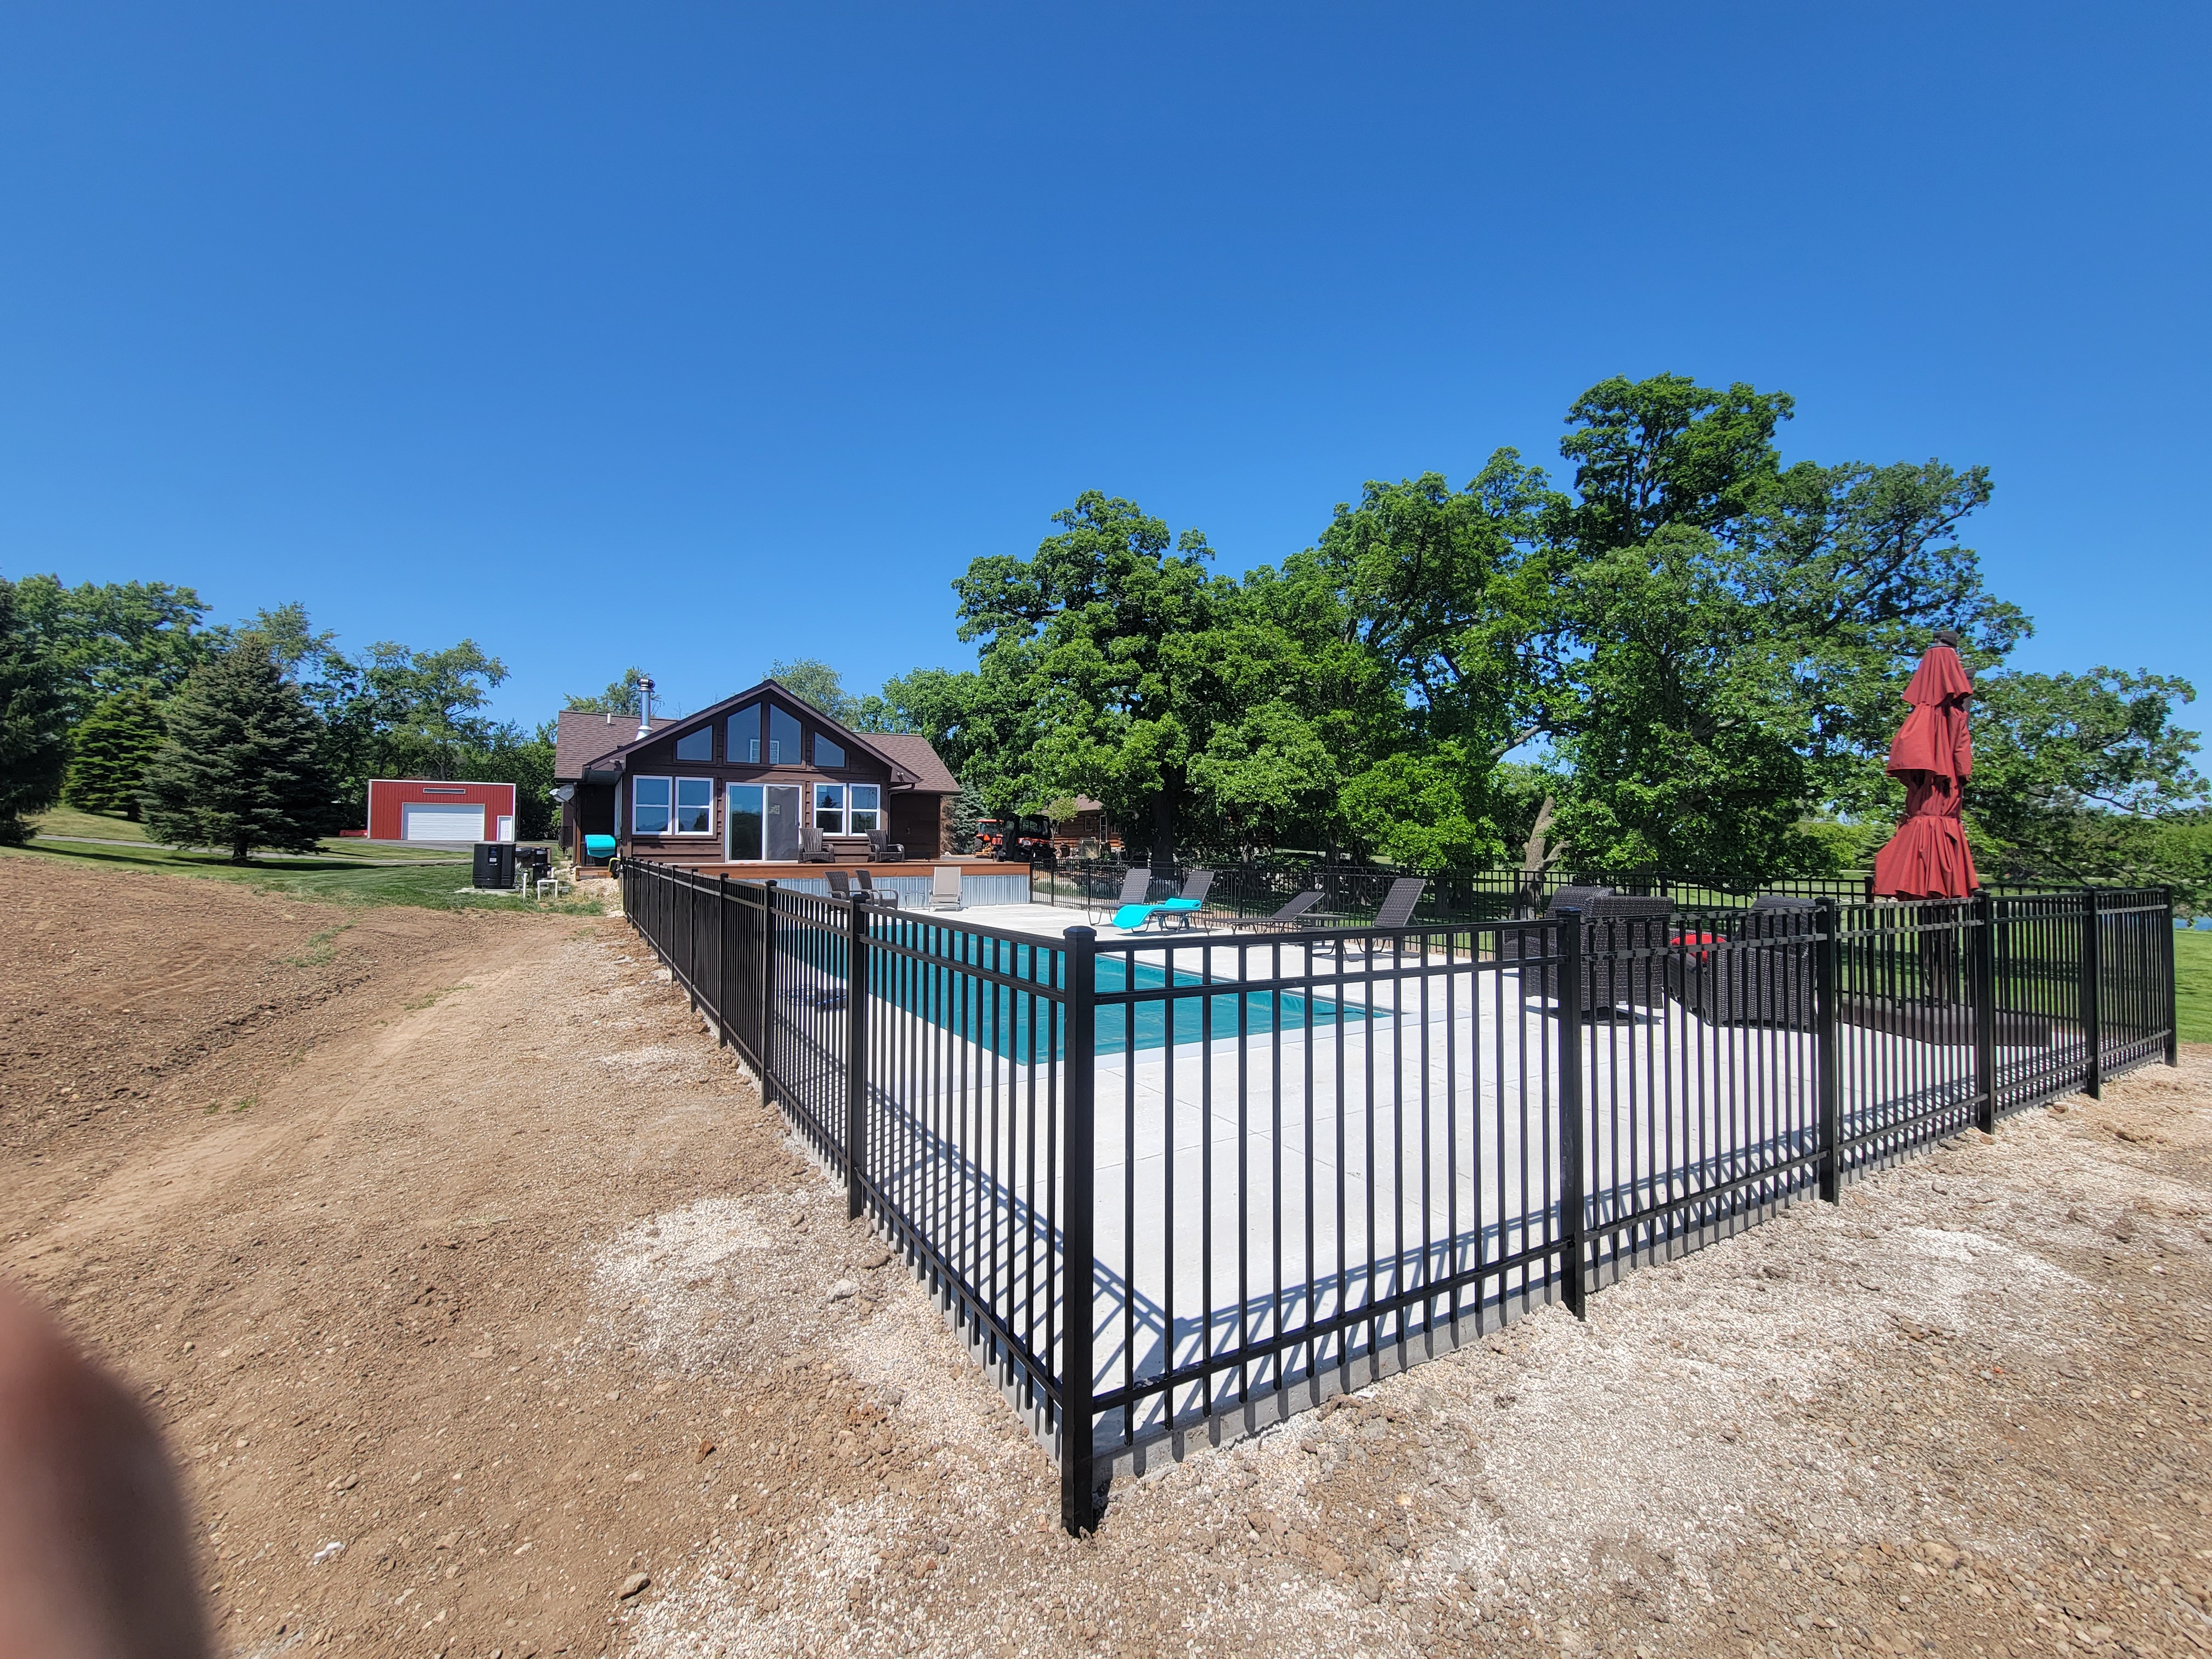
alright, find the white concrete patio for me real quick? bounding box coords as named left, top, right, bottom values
left=843, top=906, right=2002, bottom=1449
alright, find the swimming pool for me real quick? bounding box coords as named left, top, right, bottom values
left=782, top=927, right=1370, bottom=1058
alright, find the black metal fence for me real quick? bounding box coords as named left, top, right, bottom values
left=620, top=861, right=2177, bottom=1534
left=1030, top=856, right=2123, bottom=924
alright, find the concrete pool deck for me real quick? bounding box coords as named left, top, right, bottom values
left=843, top=905, right=2022, bottom=1458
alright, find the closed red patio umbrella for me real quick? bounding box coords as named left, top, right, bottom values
left=1871, top=631, right=1980, bottom=899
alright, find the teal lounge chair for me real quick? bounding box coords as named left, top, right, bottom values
left=1114, top=868, right=1214, bottom=932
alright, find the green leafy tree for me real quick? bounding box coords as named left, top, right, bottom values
left=63, top=690, right=167, bottom=819
left=951, top=492, right=1336, bottom=864
left=1967, top=669, right=2204, bottom=882
left=853, top=665, right=978, bottom=744
left=356, top=639, right=510, bottom=780
left=11, top=574, right=210, bottom=718
left=140, top=644, right=335, bottom=862
left=766, top=658, right=857, bottom=723
left=2146, top=815, right=2212, bottom=918
left=1539, top=376, right=2025, bottom=878
left=565, top=668, right=649, bottom=716
left=438, top=720, right=559, bottom=839
left=1287, top=457, right=1570, bottom=859
left=0, top=578, right=70, bottom=844
left=1336, top=743, right=1506, bottom=870
left=1306, top=454, right=1568, bottom=761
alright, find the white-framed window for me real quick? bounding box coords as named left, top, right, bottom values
left=673, top=777, right=714, bottom=834
left=633, top=776, right=673, bottom=834
left=849, top=784, right=881, bottom=833
left=633, top=777, right=713, bottom=836
left=813, top=782, right=845, bottom=833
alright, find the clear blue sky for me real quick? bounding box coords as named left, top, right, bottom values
left=2, top=4, right=2205, bottom=734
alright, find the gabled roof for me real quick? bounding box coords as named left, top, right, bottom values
left=554, top=680, right=958, bottom=793
left=555, top=709, right=673, bottom=782
left=868, top=733, right=960, bottom=795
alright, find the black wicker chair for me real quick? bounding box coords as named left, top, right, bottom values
left=1507, top=888, right=1677, bottom=1014
left=1663, top=896, right=1818, bottom=1029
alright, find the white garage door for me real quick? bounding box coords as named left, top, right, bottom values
left=401, top=803, right=486, bottom=842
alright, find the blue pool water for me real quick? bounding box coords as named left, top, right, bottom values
left=781, top=928, right=1368, bottom=1058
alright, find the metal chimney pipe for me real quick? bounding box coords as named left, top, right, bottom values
left=636, top=676, right=655, bottom=742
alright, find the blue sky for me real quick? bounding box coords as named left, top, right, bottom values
left=2, top=3, right=2205, bottom=734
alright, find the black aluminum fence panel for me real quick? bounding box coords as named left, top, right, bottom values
left=1831, top=902, right=1982, bottom=1172
left=2096, top=890, right=2177, bottom=1081
left=617, top=857, right=2178, bottom=1536
left=1083, top=919, right=1578, bottom=1455
left=766, top=886, right=860, bottom=1177
left=1578, top=911, right=1824, bottom=1285
left=859, top=906, right=1076, bottom=1449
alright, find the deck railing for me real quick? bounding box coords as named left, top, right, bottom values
left=619, top=861, right=2177, bottom=1533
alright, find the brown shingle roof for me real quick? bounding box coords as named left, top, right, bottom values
left=555, top=708, right=671, bottom=781
left=867, top=732, right=960, bottom=795
left=556, top=703, right=958, bottom=795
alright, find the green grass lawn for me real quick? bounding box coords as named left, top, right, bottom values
left=1, top=835, right=599, bottom=915
left=2177, top=926, right=2212, bottom=1045
left=27, top=804, right=157, bottom=842
left=24, top=805, right=520, bottom=864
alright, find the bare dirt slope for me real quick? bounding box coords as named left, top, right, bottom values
left=3, top=858, right=2209, bottom=1659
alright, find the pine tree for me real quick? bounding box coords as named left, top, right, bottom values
left=0, top=577, right=70, bottom=845
left=64, top=689, right=167, bottom=819
left=141, top=643, right=334, bottom=862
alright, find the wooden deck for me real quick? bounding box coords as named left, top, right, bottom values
left=645, top=857, right=1025, bottom=880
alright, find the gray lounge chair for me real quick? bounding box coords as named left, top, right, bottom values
left=1225, top=890, right=1324, bottom=933
left=867, top=829, right=904, bottom=861
left=1090, top=866, right=1154, bottom=924
left=1317, top=877, right=1427, bottom=957
left=928, top=865, right=963, bottom=911
left=797, top=825, right=835, bottom=864
left=854, top=870, right=901, bottom=908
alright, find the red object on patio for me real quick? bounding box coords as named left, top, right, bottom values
left=1870, top=637, right=1980, bottom=899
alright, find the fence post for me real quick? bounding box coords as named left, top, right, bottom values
left=715, top=874, right=729, bottom=1045
left=2080, top=887, right=2103, bottom=1101
left=1059, top=925, right=1098, bottom=1535
left=760, top=882, right=778, bottom=1108
left=1972, top=892, right=1997, bottom=1134
left=1556, top=911, right=1587, bottom=1321
left=1815, top=898, right=1842, bottom=1202
left=845, top=896, right=870, bottom=1221
left=684, top=871, right=698, bottom=1011
left=2164, top=890, right=2181, bottom=1068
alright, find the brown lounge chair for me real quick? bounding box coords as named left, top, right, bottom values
left=1224, top=890, right=1325, bottom=933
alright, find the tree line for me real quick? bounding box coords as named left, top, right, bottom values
left=831, top=374, right=2207, bottom=896
left=2, top=371, right=2202, bottom=892
left=0, top=578, right=548, bottom=859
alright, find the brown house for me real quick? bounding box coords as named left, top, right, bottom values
left=554, top=683, right=959, bottom=868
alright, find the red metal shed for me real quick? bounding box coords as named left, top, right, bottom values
left=366, top=780, right=519, bottom=843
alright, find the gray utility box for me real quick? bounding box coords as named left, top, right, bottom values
left=473, top=842, right=517, bottom=889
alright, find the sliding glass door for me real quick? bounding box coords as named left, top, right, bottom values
left=729, top=783, right=802, bottom=861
